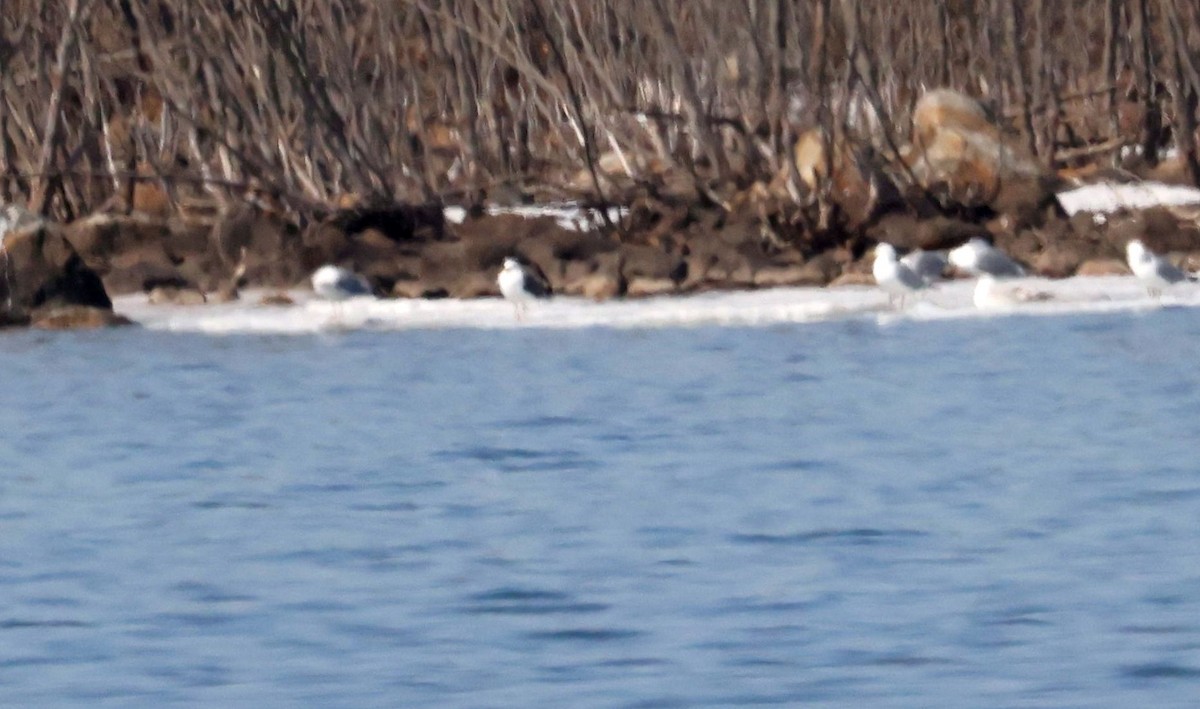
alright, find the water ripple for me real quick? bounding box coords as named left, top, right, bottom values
left=730, top=528, right=925, bottom=545
left=525, top=628, right=641, bottom=642
left=1122, top=663, right=1200, bottom=680
left=0, top=619, right=91, bottom=630
left=464, top=587, right=609, bottom=616
left=435, top=445, right=598, bottom=472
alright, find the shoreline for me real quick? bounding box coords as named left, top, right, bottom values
left=110, top=274, right=1200, bottom=336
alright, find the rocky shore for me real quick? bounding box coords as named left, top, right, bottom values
left=2, top=89, right=1199, bottom=330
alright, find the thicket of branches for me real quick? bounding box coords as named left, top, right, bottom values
left=0, top=0, right=1198, bottom=223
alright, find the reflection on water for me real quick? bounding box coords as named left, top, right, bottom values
left=2, top=309, right=1200, bottom=705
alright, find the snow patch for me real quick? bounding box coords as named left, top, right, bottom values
left=1056, top=182, right=1200, bottom=215
left=442, top=204, right=626, bottom=231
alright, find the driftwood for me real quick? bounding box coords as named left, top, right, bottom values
left=0, top=0, right=1196, bottom=227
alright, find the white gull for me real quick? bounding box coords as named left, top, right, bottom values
left=1125, top=239, right=1194, bottom=297
left=948, top=238, right=1027, bottom=278
left=973, top=275, right=1053, bottom=309
left=873, top=243, right=927, bottom=308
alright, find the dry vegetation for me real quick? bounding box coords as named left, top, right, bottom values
left=1, top=0, right=1198, bottom=228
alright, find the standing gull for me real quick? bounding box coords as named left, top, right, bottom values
left=311, top=264, right=372, bottom=300
left=1126, top=239, right=1194, bottom=297
left=900, top=248, right=950, bottom=284
left=948, top=237, right=1027, bottom=278
left=872, top=242, right=927, bottom=308
left=497, top=257, right=551, bottom=320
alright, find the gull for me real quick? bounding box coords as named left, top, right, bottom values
left=311, top=264, right=372, bottom=326
left=973, top=274, right=1052, bottom=309
left=948, top=237, right=1027, bottom=278
left=900, top=248, right=950, bottom=284
left=872, top=242, right=927, bottom=308
left=497, top=257, right=551, bottom=320
left=311, top=264, right=372, bottom=300
left=1126, top=239, right=1195, bottom=297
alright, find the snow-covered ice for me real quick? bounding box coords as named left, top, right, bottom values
left=114, top=275, right=1200, bottom=335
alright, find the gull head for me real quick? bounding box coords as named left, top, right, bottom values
left=947, top=239, right=985, bottom=270
left=874, top=242, right=898, bottom=264
left=1126, top=239, right=1147, bottom=263
left=311, top=264, right=342, bottom=286
left=502, top=257, right=521, bottom=271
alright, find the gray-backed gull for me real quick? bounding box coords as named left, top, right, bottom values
left=948, top=238, right=1026, bottom=278
left=311, top=264, right=372, bottom=300
left=900, top=249, right=949, bottom=284
left=873, top=243, right=927, bottom=308
left=1126, top=239, right=1194, bottom=297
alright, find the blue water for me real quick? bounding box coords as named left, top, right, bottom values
left=3, top=310, right=1200, bottom=707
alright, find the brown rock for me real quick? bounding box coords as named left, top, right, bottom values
left=684, top=244, right=755, bottom=289
left=258, top=292, right=296, bottom=306
left=451, top=271, right=500, bottom=299
left=1033, top=246, right=1086, bottom=279
left=918, top=217, right=992, bottom=251
left=560, top=254, right=627, bottom=300
left=210, top=204, right=304, bottom=286
left=31, top=305, right=133, bottom=330
left=147, top=286, right=207, bottom=305
left=65, top=213, right=214, bottom=294
left=131, top=179, right=172, bottom=217
left=621, top=245, right=688, bottom=284
left=829, top=272, right=877, bottom=287
left=391, top=279, right=450, bottom=299
left=1075, top=258, right=1130, bottom=277
left=65, top=213, right=173, bottom=264
left=578, top=273, right=624, bottom=301
left=626, top=277, right=677, bottom=298
left=793, top=128, right=903, bottom=231
left=752, top=265, right=811, bottom=288
left=1182, top=252, right=1200, bottom=273
left=793, top=253, right=841, bottom=286
left=99, top=248, right=182, bottom=295
left=905, top=88, right=1053, bottom=220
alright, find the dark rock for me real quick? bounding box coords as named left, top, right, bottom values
left=1, top=223, right=112, bottom=322
left=326, top=203, right=446, bottom=243
left=794, top=253, right=842, bottom=286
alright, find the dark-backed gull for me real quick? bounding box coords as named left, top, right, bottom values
left=497, top=257, right=551, bottom=319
